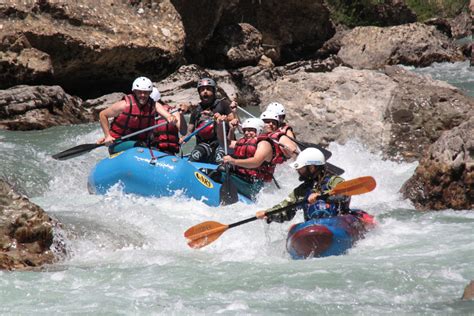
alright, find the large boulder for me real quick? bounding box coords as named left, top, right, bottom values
left=173, top=0, right=334, bottom=65
left=401, top=117, right=473, bottom=210
left=337, top=23, right=465, bottom=69
left=0, top=179, right=66, bottom=270
left=0, top=85, right=92, bottom=130
left=0, top=1, right=185, bottom=92
left=235, top=62, right=473, bottom=161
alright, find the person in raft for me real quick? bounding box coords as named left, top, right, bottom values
left=260, top=110, right=298, bottom=160
left=256, top=148, right=350, bottom=223
left=148, top=87, right=187, bottom=154
left=217, top=117, right=283, bottom=200
left=96, top=76, right=177, bottom=154
left=265, top=101, right=296, bottom=139
left=182, top=77, right=235, bottom=163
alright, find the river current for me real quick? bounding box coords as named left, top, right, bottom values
left=0, top=61, right=473, bottom=315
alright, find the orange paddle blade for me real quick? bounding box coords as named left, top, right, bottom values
left=184, top=221, right=229, bottom=249
left=331, top=176, right=376, bottom=196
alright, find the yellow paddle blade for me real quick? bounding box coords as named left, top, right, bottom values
left=331, top=176, right=376, bottom=196
left=184, top=221, right=229, bottom=249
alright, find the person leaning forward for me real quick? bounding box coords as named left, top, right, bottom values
left=181, top=77, right=235, bottom=163
left=256, top=148, right=350, bottom=223
left=217, top=117, right=276, bottom=200
left=97, top=76, right=177, bottom=154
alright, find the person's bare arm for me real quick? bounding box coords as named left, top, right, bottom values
left=97, top=100, right=128, bottom=144
left=223, top=141, right=272, bottom=168
left=279, top=135, right=298, bottom=159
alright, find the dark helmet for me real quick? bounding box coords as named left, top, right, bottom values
left=197, top=77, right=216, bottom=91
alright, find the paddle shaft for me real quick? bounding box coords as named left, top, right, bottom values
left=182, top=119, right=213, bottom=144
left=229, top=201, right=304, bottom=229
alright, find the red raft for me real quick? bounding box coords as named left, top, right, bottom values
left=286, top=209, right=375, bottom=259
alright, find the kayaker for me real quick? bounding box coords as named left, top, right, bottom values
left=256, top=148, right=350, bottom=223
left=149, top=87, right=187, bottom=154
left=97, top=77, right=177, bottom=154
left=218, top=117, right=280, bottom=199
left=182, top=77, right=235, bottom=163
left=265, top=102, right=296, bottom=139
left=260, top=110, right=298, bottom=160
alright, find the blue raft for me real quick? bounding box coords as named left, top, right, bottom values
left=87, top=147, right=252, bottom=206
left=286, top=210, right=375, bottom=259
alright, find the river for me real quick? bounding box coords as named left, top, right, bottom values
left=0, top=61, right=473, bottom=315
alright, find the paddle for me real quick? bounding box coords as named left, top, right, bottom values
left=219, top=121, right=239, bottom=205
left=52, top=121, right=170, bottom=160
left=236, top=105, right=332, bottom=160
left=184, top=176, right=376, bottom=249
left=181, top=119, right=214, bottom=145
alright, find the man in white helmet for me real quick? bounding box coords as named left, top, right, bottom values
left=265, top=102, right=295, bottom=139
left=96, top=76, right=177, bottom=153
left=216, top=117, right=278, bottom=199
left=256, top=148, right=350, bottom=223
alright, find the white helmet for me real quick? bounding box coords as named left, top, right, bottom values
left=290, top=148, right=326, bottom=169
left=132, top=76, right=153, bottom=92
left=266, top=102, right=285, bottom=116
left=241, top=118, right=264, bottom=135
left=150, top=87, right=161, bottom=101
left=260, top=110, right=279, bottom=122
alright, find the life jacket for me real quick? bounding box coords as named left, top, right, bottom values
left=109, top=94, right=156, bottom=140
left=232, top=135, right=280, bottom=182
left=151, top=104, right=179, bottom=154
left=279, top=124, right=293, bottom=136
left=194, top=98, right=226, bottom=143
left=303, top=175, right=347, bottom=221
left=267, top=130, right=287, bottom=163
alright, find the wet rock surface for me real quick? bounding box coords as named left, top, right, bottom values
left=0, top=179, right=66, bottom=270
left=401, top=117, right=473, bottom=210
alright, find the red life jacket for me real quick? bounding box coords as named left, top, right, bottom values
left=232, top=135, right=280, bottom=182
left=279, top=124, right=293, bottom=136
left=152, top=104, right=179, bottom=154
left=267, top=130, right=287, bottom=163
left=109, top=94, right=156, bottom=140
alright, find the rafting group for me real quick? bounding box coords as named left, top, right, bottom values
left=53, top=76, right=377, bottom=258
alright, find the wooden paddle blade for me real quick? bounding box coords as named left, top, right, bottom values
left=331, top=176, right=376, bottom=196
left=220, top=166, right=239, bottom=205
left=184, top=221, right=229, bottom=249
left=52, top=143, right=103, bottom=160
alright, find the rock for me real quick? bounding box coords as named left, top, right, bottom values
left=0, top=85, right=93, bottom=130
left=0, top=1, right=185, bottom=91
left=0, top=179, right=66, bottom=270
left=175, top=0, right=334, bottom=65
left=338, top=23, right=465, bottom=69
left=203, top=23, right=264, bottom=68
left=400, top=116, right=473, bottom=210
left=462, top=280, right=474, bottom=300
left=83, top=92, right=125, bottom=120
left=235, top=62, right=473, bottom=161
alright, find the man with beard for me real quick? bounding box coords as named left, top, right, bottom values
left=97, top=76, right=177, bottom=154
left=256, top=148, right=350, bottom=223
left=183, top=77, right=235, bottom=163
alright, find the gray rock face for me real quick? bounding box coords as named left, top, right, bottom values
left=0, top=85, right=93, bottom=130
left=0, top=179, right=66, bottom=270
left=401, top=117, right=473, bottom=210
left=338, top=23, right=465, bottom=69
left=0, top=1, right=185, bottom=89
left=235, top=62, right=473, bottom=161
